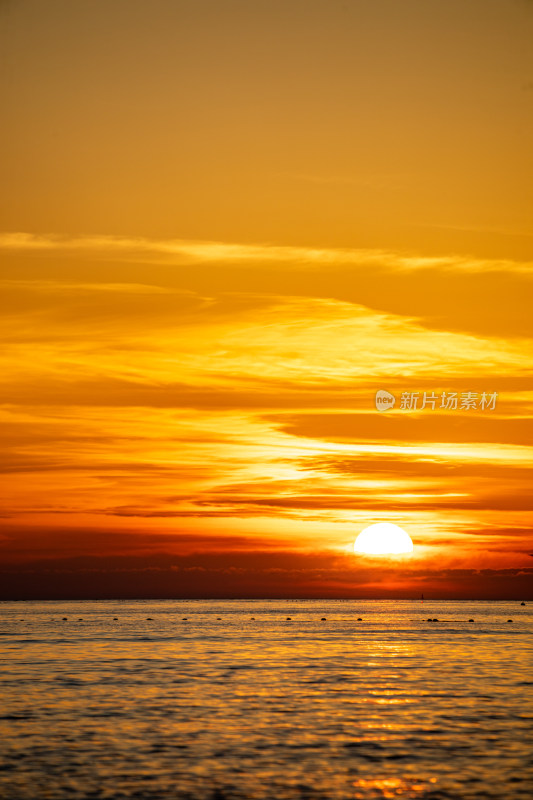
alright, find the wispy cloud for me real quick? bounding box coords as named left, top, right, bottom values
left=1, top=232, right=532, bottom=275
left=2, top=232, right=532, bottom=590
left=0, top=278, right=178, bottom=295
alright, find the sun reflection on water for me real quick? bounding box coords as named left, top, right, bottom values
left=0, top=599, right=530, bottom=800
left=352, top=776, right=437, bottom=799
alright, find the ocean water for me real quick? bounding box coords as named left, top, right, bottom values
left=0, top=599, right=531, bottom=800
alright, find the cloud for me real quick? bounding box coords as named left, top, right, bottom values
left=1, top=232, right=532, bottom=589
left=1, top=231, right=532, bottom=275
left=2, top=287, right=529, bottom=397
left=97, top=493, right=533, bottom=517
left=1, top=546, right=531, bottom=600
left=3, top=233, right=532, bottom=343
left=265, top=411, right=533, bottom=448
left=0, top=279, right=176, bottom=295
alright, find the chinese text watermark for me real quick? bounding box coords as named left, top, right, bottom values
left=375, top=390, right=498, bottom=412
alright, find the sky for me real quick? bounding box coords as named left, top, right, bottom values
left=1, top=0, right=532, bottom=599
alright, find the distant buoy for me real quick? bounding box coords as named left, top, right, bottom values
left=357, top=617, right=362, bottom=621
left=113, top=617, right=118, bottom=620
left=217, top=617, right=222, bottom=620
left=182, top=618, right=188, bottom=621
left=146, top=617, right=153, bottom=620
left=433, top=618, right=439, bottom=622
left=468, top=619, right=474, bottom=622
left=521, top=602, right=526, bottom=606
left=62, top=617, right=67, bottom=621
left=507, top=619, right=513, bottom=622
left=321, top=617, right=326, bottom=621
left=250, top=617, right=255, bottom=620
left=286, top=617, right=291, bottom=620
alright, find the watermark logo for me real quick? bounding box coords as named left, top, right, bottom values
left=374, top=390, right=498, bottom=412
left=375, top=390, right=396, bottom=412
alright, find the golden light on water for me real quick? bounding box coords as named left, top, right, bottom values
left=352, top=776, right=435, bottom=798
left=354, top=523, right=414, bottom=556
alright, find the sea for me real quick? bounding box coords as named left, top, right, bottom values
left=0, top=599, right=531, bottom=800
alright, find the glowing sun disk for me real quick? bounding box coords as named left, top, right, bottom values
left=354, top=522, right=414, bottom=555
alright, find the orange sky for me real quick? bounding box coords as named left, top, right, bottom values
left=1, top=0, right=532, bottom=599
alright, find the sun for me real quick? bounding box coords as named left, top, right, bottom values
left=354, top=522, right=414, bottom=555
